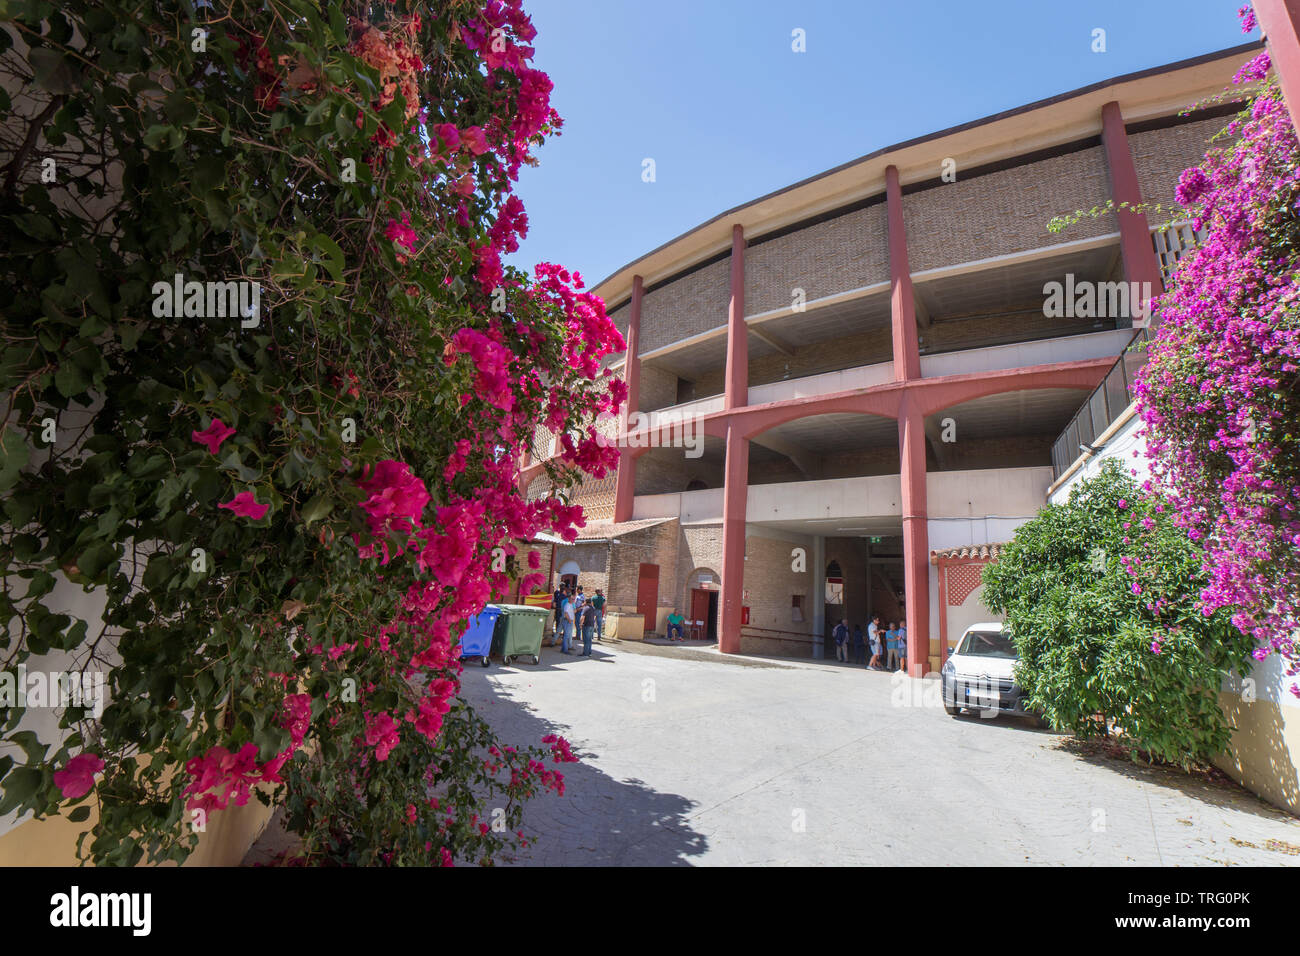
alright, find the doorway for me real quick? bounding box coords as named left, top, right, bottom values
left=689, top=588, right=719, bottom=642
left=636, top=563, right=659, bottom=632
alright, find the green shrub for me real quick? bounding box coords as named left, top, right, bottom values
left=983, top=460, right=1255, bottom=768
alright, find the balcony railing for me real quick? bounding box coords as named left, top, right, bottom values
left=1152, top=221, right=1208, bottom=287
left=1050, top=327, right=1151, bottom=480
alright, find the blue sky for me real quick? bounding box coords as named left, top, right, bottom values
left=506, top=0, right=1255, bottom=290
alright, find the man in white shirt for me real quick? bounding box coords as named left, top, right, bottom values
left=560, top=594, right=576, bottom=654
left=867, top=616, right=882, bottom=669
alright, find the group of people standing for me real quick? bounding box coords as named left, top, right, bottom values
left=549, top=584, right=605, bottom=657
left=831, top=614, right=907, bottom=671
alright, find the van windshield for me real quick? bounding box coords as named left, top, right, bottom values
left=957, top=630, right=1016, bottom=659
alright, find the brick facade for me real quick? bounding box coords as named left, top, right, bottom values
left=902, top=147, right=1116, bottom=274
left=744, top=202, right=889, bottom=315
left=1129, top=117, right=1225, bottom=210
left=639, top=255, right=731, bottom=353
left=735, top=532, right=816, bottom=656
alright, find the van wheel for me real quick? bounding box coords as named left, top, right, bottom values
left=944, top=704, right=961, bottom=716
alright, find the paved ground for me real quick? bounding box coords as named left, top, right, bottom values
left=460, top=639, right=1300, bottom=866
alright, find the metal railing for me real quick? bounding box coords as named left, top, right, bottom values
left=1048, top=221, right=1209, bottom=481
left=1049, top=327, right=1151, bottom=480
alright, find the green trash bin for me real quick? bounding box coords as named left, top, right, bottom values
left=490, top=604, right=549, bottom=665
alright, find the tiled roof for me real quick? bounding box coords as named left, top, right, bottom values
left=930, top=543, right=1005, bottom=564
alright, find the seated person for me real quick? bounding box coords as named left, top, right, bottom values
left=666, top=611, right=685, bottom=641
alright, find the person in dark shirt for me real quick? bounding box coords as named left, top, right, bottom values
left=579, top=599, right=598, bottom=656
left=591, top=588, right=606, bottom=642
left=550, top=585, right=566, bottom=646
left=832, top=619, right=849, bottom=662
left=852, top=624, right=866, bottom=665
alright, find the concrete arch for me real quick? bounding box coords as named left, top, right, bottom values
left=730, top=390, right=904, bottom=443
left=910, top=359, right=1111, bottom=417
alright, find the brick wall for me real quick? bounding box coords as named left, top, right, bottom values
left=744, top=202, right=889, bottom=315
left=748, top=324, right=894, bottom=388
left=923, top=309, right=1105, bottom=355
left=604, top=520, right=681, bottom=617
left=687, top=367, right=725, bottom=401
left=736, top=532, right=815, bottom=655
left=674, top=524, right=724, bottom=616
left=748, top=445, right=899, bottom=486
left=638, top=363, right=678, bottom=412
left=639, top=255, right=731, bottom=354
left=903, top=147, right=1116, bottom=274
left=931, top=435, right=1053, bottom=471
left=634, top=451, right=724, bottom=495
left=1130, top=117, right=1225, bottom=210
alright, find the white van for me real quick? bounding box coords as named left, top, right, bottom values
left=940, top=622, right=1037, bottom=721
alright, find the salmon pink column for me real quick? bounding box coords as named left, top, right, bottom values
left=898, top=396, right=931, bottom=675
left=1100, top=102, right=1165, bottom=300
left=886, top=166, right=921, bottom=382
left=613, top=274, right=644, bottom=522
left=887, top=165, right=930, bottom=674
left=724, top=225, right=747, bottom=409
left=1255, top=1, right=1300, bottom=131
left=719, top=225, right=747, bottom=654
left=719, top=423, right=749, bottom=655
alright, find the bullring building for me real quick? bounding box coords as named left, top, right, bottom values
left=517, top=44, right=1254, bottom=675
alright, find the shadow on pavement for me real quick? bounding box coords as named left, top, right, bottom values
left=1056, top=736, right=1298, bottom=824
left=460, top=660, right=708, bottom=866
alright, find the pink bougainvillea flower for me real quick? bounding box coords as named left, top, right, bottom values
left=384, top=212, right=419, bottom=255
left=356, top=460, right=430, bottom=537
left=192, top=418, right=236, bottom=455
left=53, top=753, right=104, bottom=800
left=219, top=491, right=269, bottom=520
left=365, top=711, right=401, bottom=761
left=460, top=125, right=489, bottom=155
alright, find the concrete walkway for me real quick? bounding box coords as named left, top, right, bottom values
left=460, top=640, right=1300, bottom=866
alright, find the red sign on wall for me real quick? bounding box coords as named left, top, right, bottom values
left=741, top=606, right=750, bottom=625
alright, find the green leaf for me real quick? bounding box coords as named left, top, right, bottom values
left=29, top=47, right=77, bottom=94
left=163, top=89, right=198, bottom=126
left=78, top=542, right=117, bottom=580
left=0, top=427, right=29, bottom=492
left=0, top=767, right=43, bottom=812
left=8, top=731, right=48, bottom=764
left=54, top=361, right=87, bottom=398
left=142, top=124, right=178, bottom=151
left=309, top=234, right=344, bottom=281
left=68, top=806, right=91, bottom=822
left=301, top=493, right=333, bottom=526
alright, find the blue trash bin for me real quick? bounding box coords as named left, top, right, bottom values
left=460, top=606, right=502, bottom=667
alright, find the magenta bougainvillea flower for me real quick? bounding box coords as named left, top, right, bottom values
left=364, top=711, right=401, bottom=761
left=53, top=753, right=104, bottom=800
left=384, top=212, right=419, bottom=255
left=191, top=418, right=236, bottom=455
left=218, top=491, right=269, bottom=520
left=356, top=460, right=430, bottom=537
left=1136, top=10, right=1300, bottom=692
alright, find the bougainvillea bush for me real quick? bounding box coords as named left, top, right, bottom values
left=0, top=0, right=622, bottom=864
left=1136, top=11, right=1300, bottom=697
left=983, top=462, right=1256, bottom=769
